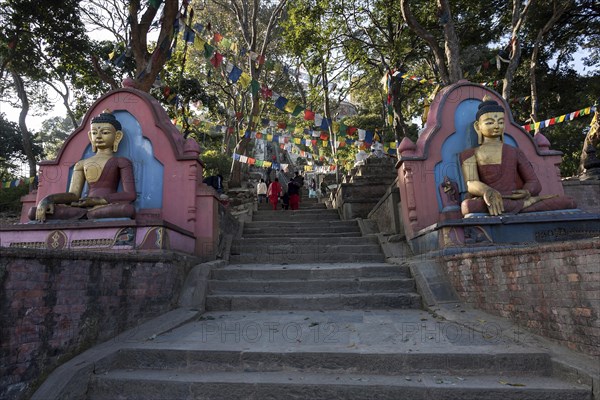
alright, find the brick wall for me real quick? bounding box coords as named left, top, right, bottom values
left=442, top=238, right=599, bottom=356
left=0, top=249, right=197, bottom=400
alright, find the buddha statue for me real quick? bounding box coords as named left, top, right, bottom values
left=30, top=110, right=137, bottom=222
left=460, top=98, right=576, bottom=216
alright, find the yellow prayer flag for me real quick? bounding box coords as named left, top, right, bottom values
left=194, top=37, right=206, bottom=50
left=239, top=72, right=251, bottom=88
left=294, top=138, right=301, bottom=144
left=267, top=134, right=273, bottom=141
left=284, top=101, right=297, bottom=113
left=263, top=161, right=272, bottom=168
left=322, top=140, right=329, bottom=147
left=332, top=121, right=340, bottom=134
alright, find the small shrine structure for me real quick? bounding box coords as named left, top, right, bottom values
left=395, top=80, right=600, bottom=254
left=0, top=87, right=220, bottom=258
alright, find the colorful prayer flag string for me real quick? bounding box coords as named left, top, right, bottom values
left=521, top=105, right=596, bottom=132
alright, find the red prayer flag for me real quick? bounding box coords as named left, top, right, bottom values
left=210, top=52, right=223, bottom=68
left=304, top=110, right=315, bottom=121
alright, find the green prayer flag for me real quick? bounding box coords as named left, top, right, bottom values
left=250, top=79, right=260, bottom=95
left=204, top=43, right=215, bottom=59
left=292, top=105, right=304, bottom=117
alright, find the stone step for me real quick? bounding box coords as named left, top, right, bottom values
left=100, top=348, right=555, bottom=376
left=89, top=370, right=590, bottom=400
left=257, top=202, right=327, bottom=210
left=208, top=277, right=417, bottom=295
left=244, top=220, right=357, bottom=229
left=228, top=251, right=385, bottom=264
left=231, top=243, right=382, bottom=256
left=231, top=236, right=379, bottom=248
left=210, top=263, right=413, bottom=280
left=252, top=209, right=340, bottom=221
left=346, top=176, right=396, bottom=185
left=243, top=226, right=361, bottom=235
left=239, top=231, right=363, bottom=239
left=205, top=292, right=422, bottom=311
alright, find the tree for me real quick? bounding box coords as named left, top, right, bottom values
left=0, top=114, right=26, bottom=179
left=211, top=0, right=289, bottom=187
left=37, top=116, right=73, bottom=160
left=1, top=0, right=90, bottom=179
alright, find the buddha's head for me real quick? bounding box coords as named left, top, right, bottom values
left=89, top=110, right=123, bottom=153
left=474, top=96, right=505, bottom=144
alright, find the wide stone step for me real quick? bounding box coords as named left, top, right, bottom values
left=100, top=348, right=555, bottom=376
left=89, top=370, right=591, bottom=400
left=231, top=236, right=379, bottom=248
left=228, top=251, right=384, bottom=264
left=240, top=231, right=363, bottom=239
left=208, top=278, right=416, bottom=294
left=257, top=202, right=328, bottom=211
left=210, top=263, right=412, bottom=280
left=205, top=292, right=421, bottom=311
left=252, top=209, right=340, bottom=221
left=244, top=220, right=358, bottom=230
left=230, top=243, right=382, bottom=257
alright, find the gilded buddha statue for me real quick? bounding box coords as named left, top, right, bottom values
left=30, top=110, right=137, bottom=222
left=460, top=98, right=576, bottom=216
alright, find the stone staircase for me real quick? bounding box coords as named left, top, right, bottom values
left=335, top=156, right=398, bottom=219
left=55, top=192, right=594, bottom=400
left=210, top=195, right=421, bottom=311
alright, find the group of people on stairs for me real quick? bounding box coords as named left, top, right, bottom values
left=257, top=171, right=306, bottom=210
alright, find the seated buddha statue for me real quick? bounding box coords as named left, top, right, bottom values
left=460, top=98, right=576, bottom=216
left=30, top=110, right=137, bottom=222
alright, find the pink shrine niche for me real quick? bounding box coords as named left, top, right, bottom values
left=1, top=87, right=220, bottom=258
left=396, top=80, right=599, bottom=254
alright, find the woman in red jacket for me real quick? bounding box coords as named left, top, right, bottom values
left=267, top=178, right=282, bottom=210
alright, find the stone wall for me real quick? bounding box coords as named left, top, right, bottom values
left=367, top=179, right=403, bottom=236
left=562, top=179, right=600, bottom=213
left=441, top=238, right=599, bottom=356
left=0, top=248, right=198, bottom=400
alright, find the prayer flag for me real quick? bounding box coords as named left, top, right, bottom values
left=274, top=96, right=288, bottom=111
left=203, top=43, right=214, bottom=59
left=239, top=72, right=251, bottom=88
left=228, top=65, right=242, bottom=83
left=210, top=52, right=223, bottom=68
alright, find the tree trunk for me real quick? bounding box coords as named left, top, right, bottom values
left=129, top=0, right=180, bottom=92
left=400, top=0, right=452, bottom=85
left=390, top=73, right=407, bottom=144
left=11, top=70, right=37, bottom=180
left=502, top=0, right=534, bottom=100
left=530, top=0, right=572, bottom=132
left=226, top=0, right=288, bottom=187
left=438, top=0, right=462, bottom=83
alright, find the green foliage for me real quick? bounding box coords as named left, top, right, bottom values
left=201, top=149, right=232, bottom=180
left=0, top=185, right=28, bottom=214
left=37, top=116, right=73, bottom=160
left=0, top=115, right=26, bottom=178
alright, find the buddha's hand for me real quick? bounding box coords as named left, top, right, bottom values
left=504, top=189, right=531, bottom=200
left=71, top=197, right=108, bottom=207
left=483, top=188, right=504, bottom=216
left=35, top=198, right=55, bottom=222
